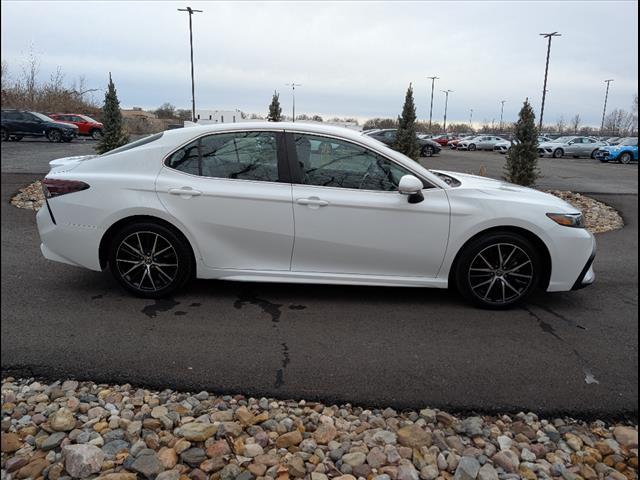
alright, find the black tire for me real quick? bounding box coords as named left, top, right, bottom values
left=468, top=143, right=477, bottom=151
left=454, top=232, right=541, bottom=309
left=619, top=152, right=633, bottom=164
left=47, top=129, right=63, bottom=143
left=1, top=128, right=8, bottom=142
left=552, top=148, right=564, bottom=159
left=90, top=129, right=103, bottom=140
left=108, top=222, right=194, bottom=298
left=590, top=150, right=598, bottom=159
left=422, top=145, right=434, bottom=157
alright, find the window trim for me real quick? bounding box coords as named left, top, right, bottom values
left=162, top=129, right=290, bottom=184
left=284, top=130, right=437, bottom=193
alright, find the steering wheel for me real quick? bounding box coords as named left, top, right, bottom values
left=358, top=161, right=378, bottom=190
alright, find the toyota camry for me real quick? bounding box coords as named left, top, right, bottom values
left=37, top=122, right=595, bottom=308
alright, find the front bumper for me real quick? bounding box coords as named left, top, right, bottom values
left=594, top=150, right=612, bottom=162
left=572, top=246, right=596, bottom=290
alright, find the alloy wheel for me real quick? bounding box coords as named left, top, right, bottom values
left=48, top=130, right=62, bottom=143
left=467, top=242, right=534, bottom=306
left=620, top=153, right=632, bottom=164
left=116, top=231, right=179, bottom=292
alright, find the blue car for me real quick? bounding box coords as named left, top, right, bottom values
left=595, top=137, right=638, bottom=164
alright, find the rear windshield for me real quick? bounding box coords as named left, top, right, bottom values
left=101, top=132, right=164, bottom=156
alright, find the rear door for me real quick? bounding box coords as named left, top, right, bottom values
left=155, top=129, right=295, bottom=271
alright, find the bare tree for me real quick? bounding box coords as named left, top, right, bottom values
left=570, top=114, right=581, bottom=134
left=555, top=115, right=566, bottom=134
left=20, top=46, right=40, bottom=109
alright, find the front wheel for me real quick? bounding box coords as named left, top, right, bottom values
left=109, top=222, right=194, bottom=298
left=422, top=145, right=434, bottom=157
left=468, top=143, right=477, bottom=151
left=91, top=129, right=103, bottom=140
left=619, top=152, right=633, bottom=164
left=454, top=233, right=540, bottom=309
left=552, top=148, right=564, bottom=159
left=47, top=129, right=63, bottom=143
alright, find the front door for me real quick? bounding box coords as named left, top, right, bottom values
left=287, top=132, right=450, bottom=278
left=156, top=130, right=295, bottom=271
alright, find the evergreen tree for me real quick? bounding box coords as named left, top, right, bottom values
left=95, top=73, right=128, bottom=154
left=267, top=91, right=282, bottom=122
left=504, top=98, right=539, bottom=186
left=394, top=83, right=420, bottom=160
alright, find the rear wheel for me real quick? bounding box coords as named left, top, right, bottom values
left=552, top=148, right=564, bottom=159
left=109, top=222, right=194, bottom=298
left=619, top=152, right=633, bottom=164
left=47, top=129, right=63, bottom=143
left=469, top=143, right=477, bottom=151
left=422, top=145, right=434, bottom=157
left=454, top=232, right=540, bottom=309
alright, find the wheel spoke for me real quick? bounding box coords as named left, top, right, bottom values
left=501, top=279, right=507, bottom=303
left=136, top=233, right=144, bottom=254
left=507, top=260, right=531, bottom=273
left=151, top=234, right=159, bottom=256
left=497, top=244, right=504, bottom=267
left=123, top=262, right=143, bottom=276
left=502, top=277, right=522, bottom=295
left=122, top=241, right=143, bottom=257
left=155, top=265, right=173, bottom=282
left=503, top=245, right=517, bottom=267
left=153, top=262, right=178, bottom=267
left=154, top=245, right=172, bottom=257
left=483, top=277, right=498, bottom=299
left=508, top=272, right=533, bottom=279
left=478, top=253, right=495, bottom=269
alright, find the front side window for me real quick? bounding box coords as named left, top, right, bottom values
left=166, top=131, right=279, bottom=182
left=293, top=133, right=414, bottom=191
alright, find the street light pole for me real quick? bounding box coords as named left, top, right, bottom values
left=499, top=100, right=506, bottom=132
left=600, top=79, right=614, bottom=135
left=286, top=83, right=302, bottom=121
left=178, top=6, right=203, bottom=123
left=427, top=76, right=439, bottom=132
left=469, top=108, right=473, bottom=130
left=442, top=90, right=453, bottom=132
left=538, top=32, right=561, bottom=130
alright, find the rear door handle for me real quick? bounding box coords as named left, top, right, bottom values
left=296, top=197, right=329, bottom=207
left=168, top=187, right=202, bottom=198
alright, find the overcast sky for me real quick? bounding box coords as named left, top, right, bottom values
left=2, top=1, right=638, bottom=126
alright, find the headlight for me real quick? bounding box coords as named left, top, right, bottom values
left=546, top=213, right=585, bottom=228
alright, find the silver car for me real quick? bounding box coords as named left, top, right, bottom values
left=494, top=136, right=553, bottom=154
left=538, top=136, right=607, bottom=159
left=458, top=135, right=506, bottom=151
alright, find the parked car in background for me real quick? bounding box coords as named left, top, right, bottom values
left=494, top=136, right=553, bottom=154
left=37, top=122, right=595, bottom=308
left=595, top=137, right=638, bottom=164
left=49, top=114, right=103, bottom=139
left=431, top=134, right=458, bottom=146
left=457, top=135, right=506, bottom=151
left=604, top=137, right=621, bottom=145
left=364, top=128, right=442, bottom=157
left=1, top=109, right=78, bottom=142
left=538, top=136, right=607, bottom=159
left=448, top=135, right=477, bottom=150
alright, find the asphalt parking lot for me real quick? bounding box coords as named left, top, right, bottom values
left=1, top=138, right=637, bottom=418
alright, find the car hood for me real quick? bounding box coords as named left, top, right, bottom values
left=49, top=121, right=78, bottom=130
left=601, top=145, right=633, bottom=152
left=431, top=170, right=578, bottom=212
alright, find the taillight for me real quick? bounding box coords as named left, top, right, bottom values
left=41, top=178, right=90, bottom=198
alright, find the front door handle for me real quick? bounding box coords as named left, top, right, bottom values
left=296, top=197, right=329, bottom=208
left=168, top=187, right=202, bottom=198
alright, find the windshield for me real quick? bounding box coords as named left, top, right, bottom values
left=101, top=132, right=164, bottom=156
left=620, top=138, right=638, bottom=146
left=32, top=112, right=55, bottom=122
left=80, top=114, right=99, bottom=123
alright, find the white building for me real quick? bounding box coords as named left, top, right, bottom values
left=193, top=109, right=245, bottom=124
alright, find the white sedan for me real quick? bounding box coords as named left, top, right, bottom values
left=494, top=136, right=553, bottom=154
left=37, top=123, right=595, bottom=309
left=457, top=135, right=507, bottom=151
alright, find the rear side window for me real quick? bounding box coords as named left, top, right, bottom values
left=166, top=131, right=279, bottom=182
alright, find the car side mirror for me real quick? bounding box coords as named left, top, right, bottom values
left=398, top=175, right=424, bottom=204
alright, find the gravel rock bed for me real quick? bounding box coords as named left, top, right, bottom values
left=10, top=182, right=623, bottom=234
left=1, top=378, right=637, bottom=480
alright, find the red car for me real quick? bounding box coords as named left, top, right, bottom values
left=431, top=134, right=458, bottom=146
left=49, top=114, right=103, bottom=139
